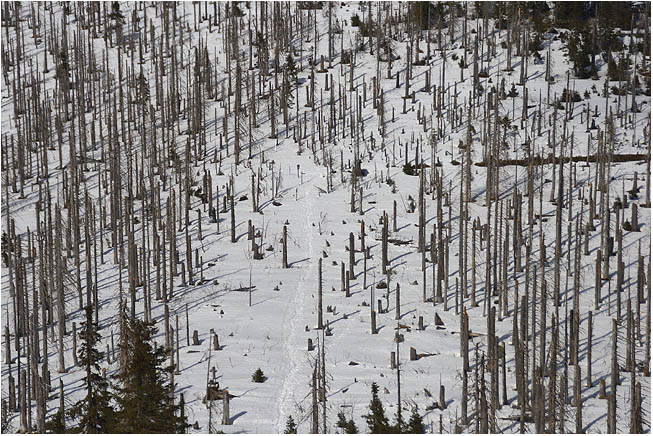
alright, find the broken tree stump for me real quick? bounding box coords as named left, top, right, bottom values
left=193, top=330, right=199, bottom=346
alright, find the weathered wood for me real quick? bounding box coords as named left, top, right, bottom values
left=317, top=257, right=323, bottom=330
left=574, top=364, right=583, bottom=434
left=222, top=389, right=231, bottom=425
left=395, top=283, right=401, bottom=320
left=348, top=232, right=355, bottom=279
left=282, top=225, right=288, bottom=268
left=72, top=322, right=78, bottom=367
left=587, top=311, right=593, bottom=387
left=193, top=330, right=199, bottom=346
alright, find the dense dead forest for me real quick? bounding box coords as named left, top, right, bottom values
left=0, top=1, right=651, bottom=433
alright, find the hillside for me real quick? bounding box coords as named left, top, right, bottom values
left=1, top=2, right=651, bottom=433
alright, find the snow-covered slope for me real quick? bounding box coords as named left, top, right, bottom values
left=1, top=2, right=650, bottom=433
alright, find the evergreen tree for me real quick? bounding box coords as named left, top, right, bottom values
left=404, top=406, right=426, bottom=433
left=252, top=368, right=266, bottom=383
left=336, top=412, right=347, bottom=431
left=565, top=28, right=595, bottom=79
left=109, top=1, right=124, bottom=23
left=1, top=400, right=12, bottom=433
left=362, top=382, right=391, bottom=433
left=44, top=409, right=65, bottom=434
left=111, top=317, right=188, bottom=433
left=607, top=51, right=620, bottom=81
left=344, top=419, right=359, bottom=434
left=390, top=408, right=404, bottom=434
left=553, top=2, right=589, bottom=30
left=109, top=1, right=125, bottom=43
left=337, top=411, right=359, bottom=434
left=68, top=306, right=114, bottom=433
left=284, top=415, right=297, bottom=434
left=285, top=54, right=298, bottom=85
left=596, top=2, right=634, bottom=31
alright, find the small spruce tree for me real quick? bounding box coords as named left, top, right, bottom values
left=284, top=415, right=297, bottom=434
left=111, top=317, right=188, bottom=433
left=362, top=382, right=391, bottom=433
left=337, top=412, right=348, bottom=431
left=45, top=409, right=65, bottom=434
left=344, top=419, right=359, bottom=434
left=336, top=411, right=359, bottom=433
left=68, top=306, right=114, bottom=433
left=285, top=54, right=298, bottom=84
left=405, top=406, right=426, bottom=433
left=252, top=368, right=266, bottom=383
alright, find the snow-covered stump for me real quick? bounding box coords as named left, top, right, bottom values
left=213, top=333, right=219, bottom=351
left=222, top=390, right=230, bottom=425
left=370, top=284, right=377, bottom=335
left=599, top=378, right=606, bottom=399
left=409, top=347, right=417, bottom=361
left=8, top=375, right=15, bottom=411
left=395, top=284, right=400, bottom=320
left=439, top=385, right=446, bottom=410
left=631, top=203, right=639, bottom=231
left=193, top=330, right=199, bottom=346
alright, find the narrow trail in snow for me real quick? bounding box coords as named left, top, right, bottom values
left=277, top=171, right=317, bottom=432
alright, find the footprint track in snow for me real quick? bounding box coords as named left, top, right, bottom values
left=277, top=174, right=319, bottom=431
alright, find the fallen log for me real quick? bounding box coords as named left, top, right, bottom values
left=476, top=153, right=649, bottom=168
